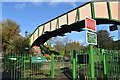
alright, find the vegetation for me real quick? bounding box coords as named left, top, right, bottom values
left=47, top=36, right=87, bottom=56
left=1, top=19, right=30, bottom=55
left=96, top=30, right=120, bottom=50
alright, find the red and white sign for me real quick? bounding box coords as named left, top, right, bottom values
left=85, top=17, right=96, bottom=32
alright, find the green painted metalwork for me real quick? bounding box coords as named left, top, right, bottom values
left=102, top=49, right=107, bottom=80
left=77, top=8, right=80, bottom=21
left=38, top=27, right=39, bottom=36
left=28, top=1, right=120, bottom=46
left=107, top=2, right=112, bottom=19
left=50, top=21, right=52, bottom=31
left=24, top=56, right=26, bottom=79
left=90, top=2, right=95, bottom=19
left=95, top=18, right=120, bottom=23
left=105, top=50, right=120, bottom=79
left=89, top=45, right=95, bottom=80
left=72, top=50, right=77, bottom=80
left=42, top=25, right=45, bottom=34
left=75, top=10, right=78, bottom=22
left=57, top=18, right=59, bottom=29
left=51, top=53, right=55, bottom=78
left=28, top=2, right=91, bottom=39
left=3, top=48, right=120, bottom=79
left=33, top=34, right=34, bottom=42
left=67, top=13, right=69, bottom=25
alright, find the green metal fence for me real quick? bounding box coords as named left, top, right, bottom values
left=75, top=48, right=120, bottom=80
left=105, top=50, right=120, bottom=79
left=2, top=48, right=120, bottom=80
left=2, top=54, right=51, bottom=80
left=2, top=53, right=71, bottom=80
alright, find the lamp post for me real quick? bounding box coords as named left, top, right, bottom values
left=25, top=31, right=28, bottom=37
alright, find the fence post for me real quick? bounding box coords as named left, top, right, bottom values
left=102, top=49, right=107, bottom=80
left=72, top=50, right=77, bottom=80
left=24, top=56, right=26, bottom=80
left=90, top=44, right=95, bottom=80
left=51, top=53, right=54, bottom=78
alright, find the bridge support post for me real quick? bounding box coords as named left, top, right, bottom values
left=51, top=53, right=55, bottom=78
left=90, top=44, right=95, bottom=80
left=72, top=50, right=77, bottom=80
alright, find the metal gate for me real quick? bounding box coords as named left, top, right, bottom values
left=75, top=48, right=120, bottom=80
left=2, top=48, right=120, bottom=80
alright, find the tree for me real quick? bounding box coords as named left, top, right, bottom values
left=1, top=19, right=30, bottom=55
left=47, top=36, right=86, bottom=56
left=53, top=37, right=71, bottom=52
left=112, top=40, right=120, bottom=50
left=2, top=19, right=20, bottom=55
left=96, top=30, right=114, bottom=50
left=47, top=36, right=72, bottom=55
left=65, top=41, right=84, bottom=52
left=47, top=36, right=71, bottom=51
left=10, top=37, right=30, bottom=55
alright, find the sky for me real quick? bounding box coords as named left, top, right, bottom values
left=2, top=1, right=119, bottom=45
left=2, top=2, right=85, bottom=35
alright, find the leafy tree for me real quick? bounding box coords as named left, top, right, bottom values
left=96, top=30, right=114, bottom=50
left=39, top=45, right=60, bottom=55
left=112, top=40, right=120, bottom=50
left=65, top=41, right=84, bottom=52
left=2, top=19, right=20, bottom=55
left=2, top=19, right=30, bottom=55
left=10, top=37, right=30, bottom=55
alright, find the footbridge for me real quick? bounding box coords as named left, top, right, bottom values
left=29, top=1, right=120, bottom=47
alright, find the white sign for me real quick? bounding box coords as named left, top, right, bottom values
left=86, top=31, right=97, bottom=45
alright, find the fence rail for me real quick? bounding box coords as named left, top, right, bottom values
left=2, top=48, right=120, bottom=80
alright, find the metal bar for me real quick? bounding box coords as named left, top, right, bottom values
left=67, top=13, right=69, bottom=25
left=77, top=8, right=80, bottom=21
left=42, top=25, right=45, bottom=34
left=90, top=2, right=95, bottom=19
left=33, top=34, right=34, bottom=41
left=78, top=50, right=82, bottom=79
left=11, top=55, right=13, bottom=79
left=102, top=49, right=107, bottom=80
left=75, top=9, right=78, bottom=22
left=57, top=18, right=59, bottom=29
left=50, top=21, right=52, bottom=31
left=89, top=44, right=95, bottom=80
left=38, top=27, right=39, bottom=36
left=107, top=2, right=112, bottom=19
left=72, top=50, right=77, bottom=80
left=23, top=55, right=25, bottom=80
left=51, top=53, right=55, bottom=78
left=13, top=57, right=23, bottom=65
